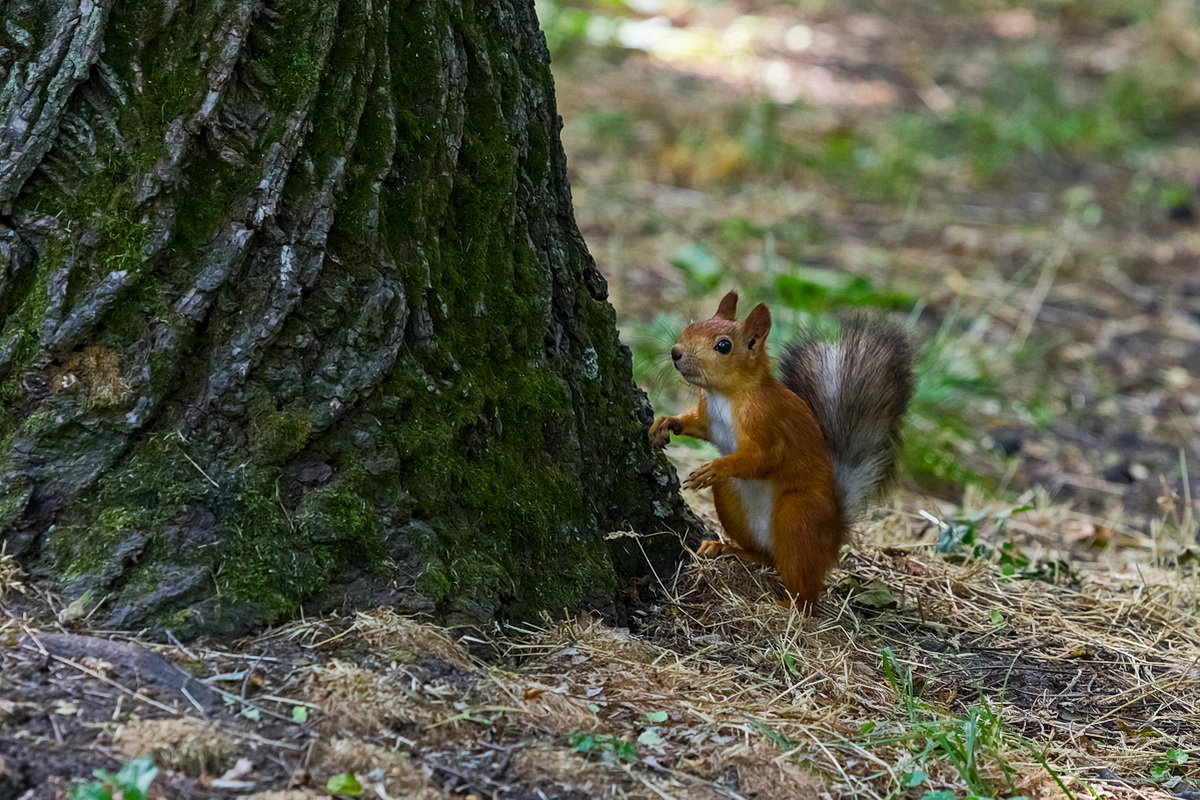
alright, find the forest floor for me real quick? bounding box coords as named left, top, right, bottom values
left=5, top=0, right=1200, bottom=798
left=3, top=498, right=1200, bottom=800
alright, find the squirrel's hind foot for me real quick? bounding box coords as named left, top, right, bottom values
left=697, top=540, right=771, bottom=565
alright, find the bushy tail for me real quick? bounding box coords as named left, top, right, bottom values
left=780, top=317, right=914, bottom=519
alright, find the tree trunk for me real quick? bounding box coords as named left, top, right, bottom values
left=0, top=0, right=696, bottom=635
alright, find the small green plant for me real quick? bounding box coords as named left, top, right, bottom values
left=669, top=243, right=723, bottom=292
left=1151, top=748, right=1189, bottom=781
left=934, top=503, right=1031, bottom=560
left=70, top=757, right=158, bottom=800
left=902, top=310, right=1007, bottom=491
left=996, top=541, right=1031, bottom=577
left=772, top=266, right=914, bottom=314
left=327, top=772, right=364, bottom=796
left=1160, top=182, right=1195, bottom=215
left=930, top=500, right=1076, bottom=585
left=879, top=648, right=1022, bottom=798
left=568, top=731, right=639, bottom=762
left=637, top=728, right=665, bottom=747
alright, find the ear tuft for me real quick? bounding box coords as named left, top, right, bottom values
left=744, top=303, right=771, bottom=346
left=714, top=291, right=739, bottom=321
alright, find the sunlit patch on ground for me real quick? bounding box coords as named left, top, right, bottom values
left=550, top=0, right=1200, bottom=532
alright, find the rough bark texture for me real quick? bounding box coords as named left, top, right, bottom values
left=0, top=0, right=697, bottom=635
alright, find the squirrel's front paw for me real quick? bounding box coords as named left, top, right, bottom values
left=684, top=460, right=720, bottom=490
left=697, top=539, right=727, bottom=557
left=648, top=416, right=680, bottom=447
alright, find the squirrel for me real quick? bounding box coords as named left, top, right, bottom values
left=649, top=291, right=914, bottom=609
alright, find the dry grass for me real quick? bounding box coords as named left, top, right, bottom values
left=225, top=494, right=1196, bottom=798
left=319, top=738, right=447, bottom=799
left=458, top=485, right=1200, bottom=799
left=5, top=495, right=1199, bottom=798
left=303, top=660, right=451, bottom=735
left=0, top=544, right=25, bottom=601
left=240, top=484, right=1199, bottom=799
left=112, top=717, right=237, bottom=775
left=347, top=608, right=471, bottom=664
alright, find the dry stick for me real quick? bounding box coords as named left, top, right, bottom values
left=196, top=671, right=306, bottom=726
left=20, top=641, right=180, bottom=716
left=625, top=765, right=678, bottom=800
left=163, top=629, right=200, bottom=661
left=304, top=625, right=357, bottom=648
left=429, top=760, right=506, bottom=792
left=179, top=685, right=206, bottom=714
left=193, top=648, right=290, bottom=663
left=258, top=694, right=320, bottom=708
left=1014, top=233, right=1070, bottom=350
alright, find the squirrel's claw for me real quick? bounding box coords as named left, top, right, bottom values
left=697, top=539, right=726, bottom=557
left=685, top=461, right=719, bottom=490
left=648, top=416, right=678, bottom=447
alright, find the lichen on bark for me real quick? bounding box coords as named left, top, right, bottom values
left=0, top=0, right=697, bottom=635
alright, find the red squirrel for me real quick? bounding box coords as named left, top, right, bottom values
left=649, top=291, right=913, bottom=608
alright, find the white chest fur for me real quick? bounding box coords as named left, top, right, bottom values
left=706, top=393, right=775, bottom=552
left=707, top=393, right=737, bottom=455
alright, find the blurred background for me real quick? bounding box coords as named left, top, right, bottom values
left=538, top=0, right=1200, bottom=544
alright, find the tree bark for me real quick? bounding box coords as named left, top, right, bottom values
left=0, top=0, right=696, bottom=635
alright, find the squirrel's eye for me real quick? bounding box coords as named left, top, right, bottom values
left=714, top=339, right=732, bottom=354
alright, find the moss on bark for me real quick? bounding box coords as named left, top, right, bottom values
left=0, top=0, right=698, bottom=636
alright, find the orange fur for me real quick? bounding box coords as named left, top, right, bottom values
left=651, top=292, right=845, bottom=610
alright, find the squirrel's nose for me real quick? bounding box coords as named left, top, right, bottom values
left=671, top=346, right=683, bottom=363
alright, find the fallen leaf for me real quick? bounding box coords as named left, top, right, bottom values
left=638, top=728, right=664, bottom=747
left=852, top=579, right=898, bottom=608
left=57, top=591, right=94, bottom=624
left=1115, top=719, right=1162, bottom=737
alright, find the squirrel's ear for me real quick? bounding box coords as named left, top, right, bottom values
left=744, top=303, right=771, bottom=348
left=714, top=291, right=738, bottom=320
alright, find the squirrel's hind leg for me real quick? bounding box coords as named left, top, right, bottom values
left=770, top=492, right=845, bottom=611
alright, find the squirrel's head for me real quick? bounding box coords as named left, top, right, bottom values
left=671, top=291, right=772, bottom=393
